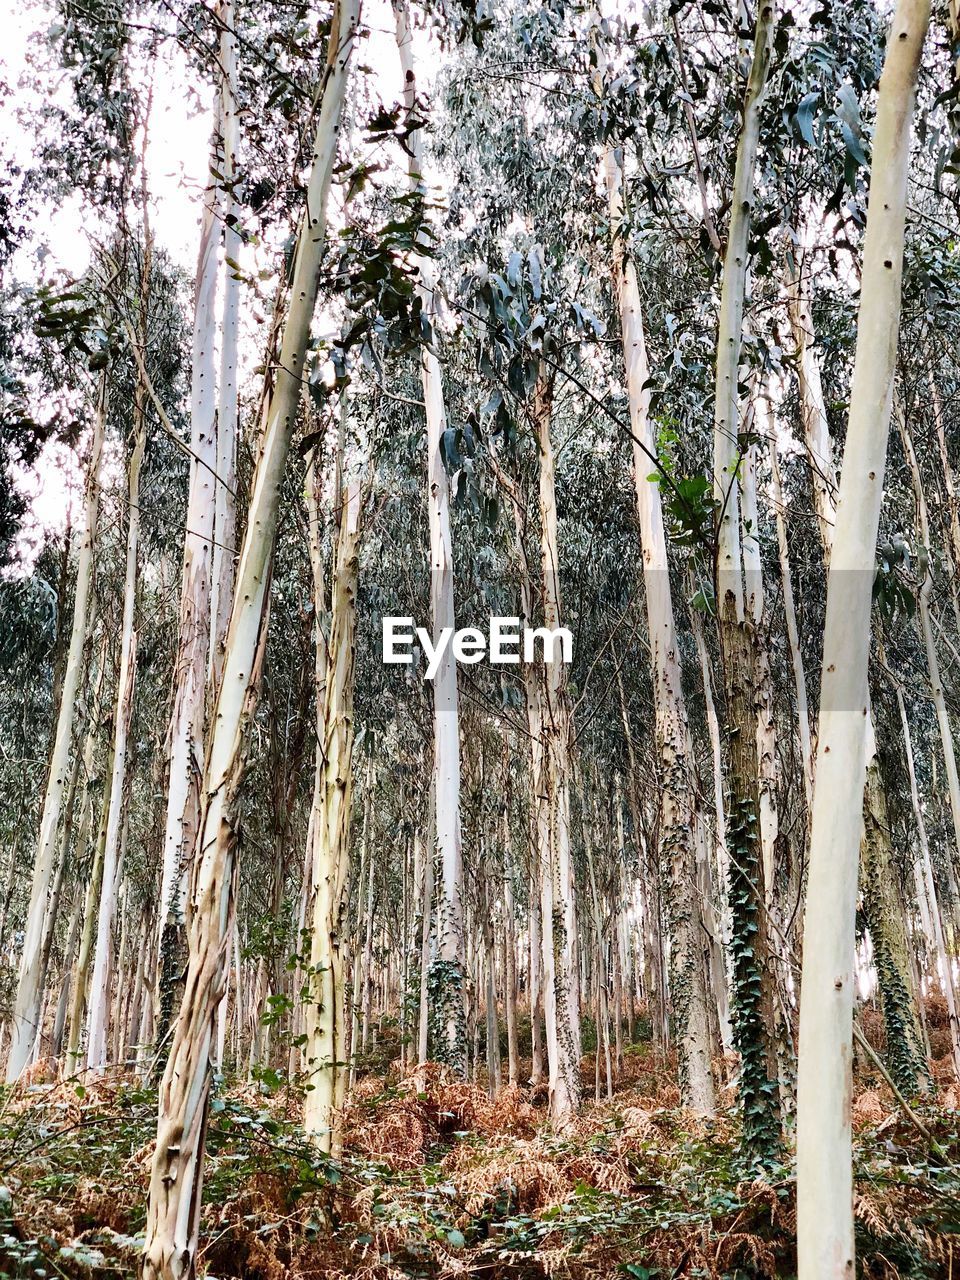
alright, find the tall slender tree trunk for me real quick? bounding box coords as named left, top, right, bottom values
left=302, top=469, right=361, bottom=1154
left=208, top=0, right=240, bottom=695
left=66, top=737, right=113, bottom=1076
left=155, top=71, right=225, bottom=1048
left=531, top=369, right=580, bottom=1125
left=899, top=409, right=960, bottom=931
left=142, top=10, right=359, bottom=1274
left=768, top=436, right=813, bottom=808
left=87, top=415, right=145, bottom=1073
left=605, top=146, right=716, bottom=1113
left=793, top=250, right=927, bottom=1094
left=392, top=0, right=466, bottom=1071
left=710, top=0, right=781, bottom=1158
left=7, top=371, right=108, bottom=1082
left=796, top=2, right=930, bottom=1271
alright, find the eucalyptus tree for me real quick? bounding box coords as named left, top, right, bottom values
left=598, top=58, right=716, bottom=1118
left=6, top=341, right=109, bottom=1081
left=796, top=0, right=931, bottom=1271
left=155, top=5, right=236, bottom=1050
left=302, top=404, right=364, bottom=1151
left=142, top=4, right=360, bottom=1272
left=85, top=230, right=151, bottom=1074
left=392, top=0, right=467, bottom=1073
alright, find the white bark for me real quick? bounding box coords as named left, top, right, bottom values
left=898, top=409, right=960, bottom=910
left=209, top=0, right=241, bottom=694
left=604, top=146, right=715, bottom=1114
left=796, top=2, right=930, bottom=1272
left=786, top=256, right=837, bottom=558
left=532, top=371, right=581, bottom=1123
left=6, top=375, right=107, bottom=1082
left=393, top=0, right=466, bottom=1068
left=86, top=425, right=144, bottom=1073
left=769, top=437, right=813, bottom=807
left=302, top=470, right=361, bottom=1153
left=143, top=8, right=359, bottom=1273
left=712, top=1, right=775, bottom=619
left=157, top=83, right=223, bottom=958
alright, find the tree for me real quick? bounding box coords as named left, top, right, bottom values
left=797, top=0, right=931, bottom=1270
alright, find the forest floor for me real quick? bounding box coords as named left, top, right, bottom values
left=1, top=1011, right=958, bottom=1279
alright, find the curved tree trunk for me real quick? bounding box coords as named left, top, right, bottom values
left=142, top=9, right=359, bottom=1273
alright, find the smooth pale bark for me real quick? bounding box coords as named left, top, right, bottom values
left=532, top=370, right=581, bottom=1124
left=209, top=0, right=240, bottom=695
left=605, top=146, right=715, bottom=1113
left=585, top=824, right=613, bottom=1102
left=796, top=1, right=930, bottom=1272
left=142, top=10, right=359, bottom=1275
left=786, top=256, right=837, bottom=558
left=302, top=475, right=361, bottom=1154
left=793, top=244, right=924, bottom=1088
left=66, top=737, right=113, bottom=1076
left=712, top=0, right=775, bottom=616
left=33, top=755, right=80, bottom=1066
left=7, top=374, right=107, bottom=1082
left=417, top=791, right=436, bottom=1069
left=687, top=593, right=733, bottom=1055
left=768, top=438, right=813, bottom=807
left=741, top=426, right=779, bottom=900
left=393, top=0, right=466, bottom=1069
left=86, top=422, right=144, bottom=1073
left=51, top=892, right=83, bottom=1060
left=710, top=0, right=781, bottom=1155
left=156, top=80, right=224, bottom=1018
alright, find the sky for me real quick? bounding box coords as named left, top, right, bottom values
left=2, top=0, right=409, bottom=568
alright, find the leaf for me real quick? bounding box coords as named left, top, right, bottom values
left=446, top=1228, right=466, bottom=1248
left=836, top=82, right=860, bottom=128
left=794, top=91, right=819, bottom=146
left=841, top=120, right=868, bottom=169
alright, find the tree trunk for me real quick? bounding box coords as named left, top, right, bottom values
left=606, top=146, right=716, bottom=1113
left=155, top=72, right=225, bottom=1051
left=531, top=369, right=580, bottom=1125
left=893, top=680, right=960, bottom=1075
left=796, top=0, right=930, bottom=1269
left=142, top=11, right=358, bottom=1274
left=710, top=0, right=781, bottom=1161
left=302, top=471, right=361, bottom=1154
left=392, top=0, right=466, bottom=1072
left=7, top=371, right=107, bottom=1082
left=87, top=418, right=144, bottom=1073
left=208, top=0, right=240, bottom=696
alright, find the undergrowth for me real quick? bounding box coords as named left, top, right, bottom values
left=0, top=1043, right=956, bottom=1279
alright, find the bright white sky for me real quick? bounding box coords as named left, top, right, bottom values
left=2, top=0, right=409, bottom=567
